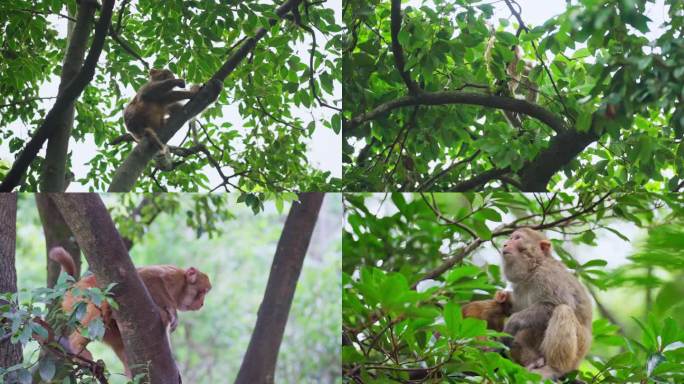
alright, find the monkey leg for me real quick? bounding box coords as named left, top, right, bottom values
left=143, top=127, right=167, bottom=151
left=140, top=79, right=186, bottom=101
left=539, top=304, right=589, bottom=378
left=159, top=90, right=197, bottom=103
left=68, top=332, right=94, bottom=361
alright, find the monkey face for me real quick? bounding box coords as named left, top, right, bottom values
left=149, top=68, right=175, bottom=81
left=502, top=230, right=526, bottom=259
left=178, top=267, right=212, bottom=311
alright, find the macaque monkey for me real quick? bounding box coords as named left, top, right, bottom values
left=500, top=228, right=592, bottom=380
left=462, top=296, right=545, bottom=370
left=503, top=46, right=539, bottom=130
left=123, top=68, right=199, bottom=151
left=49, top=247, right=211, bottom=377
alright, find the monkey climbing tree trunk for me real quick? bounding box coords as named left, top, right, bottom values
left=50, top=194, right=181, bottom=384
left=36, top=194, right=82, bottom=287
left=40, top=0, right=98, bottom=192
left=0, top=194, right=22, bottom=377
left=235, top=192, right=324, bottom=384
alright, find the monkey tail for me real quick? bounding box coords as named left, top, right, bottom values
left=540, top=304, right=581, bottom=374
left=48, top=247, right=77, bottom=278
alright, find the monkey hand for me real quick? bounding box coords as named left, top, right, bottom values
left=495, top=290, right=511, bottom=304
left=174, top=79, right=186, bottom=88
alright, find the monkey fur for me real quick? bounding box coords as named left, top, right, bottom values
left=49, top=247, right=212, bottom=377
left=500, top=228, right=592, bottom=379
left=123, top=68, right=199, bottom=151
left=462, top=297, right=545, bottom=370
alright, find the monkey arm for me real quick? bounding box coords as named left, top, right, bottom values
left=140, top=79, right=186, bottom=101
left=503, top=302, right=554, bottom=336
left=159, top=90, right=197, bottom=103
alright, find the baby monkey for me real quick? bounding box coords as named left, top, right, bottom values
left=124, top=68, right=199, bottom=152
left=462, top=294, right=545, bottom=370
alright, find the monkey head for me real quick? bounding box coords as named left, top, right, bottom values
left=177, top=267, right=212, bottom=311
left=501, top=228, right=551, bottom=282
left=149, top=68, right=175, bottom=81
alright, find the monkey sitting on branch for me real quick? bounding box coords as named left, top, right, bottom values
left=123, top=68, right=200, bottom=168
left=499, top=228, right=592, bottom=380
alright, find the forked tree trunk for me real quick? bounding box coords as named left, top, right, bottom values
left=235, top=192, right=324, bottom=384
left=50, top=194, right=181, bottom=383
left=0, top=193, right=22, bottom=376
left=40, top=0, right=98, bottom=191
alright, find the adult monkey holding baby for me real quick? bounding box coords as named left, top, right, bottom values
left=497, top=228, right=592, bottom=379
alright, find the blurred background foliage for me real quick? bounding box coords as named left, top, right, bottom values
left=14, top=193, right=342, bottom=384
left=342, top=193, right=684, bottom=383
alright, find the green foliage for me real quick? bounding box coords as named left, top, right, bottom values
left=11, top=194, right=342, bottom=384
left=0, top=272, right=117, bottom=383
left=343, top=0, right=684, bottom=191
left=342, top=193, right=684, bottom=383
left=0, top=0, right=341, bottom=191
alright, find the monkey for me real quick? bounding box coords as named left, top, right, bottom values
left=462, top=296, right=545, bottom=370
left=502, top=46, right=539, bottom=130
left=484, top=29, right=539, bottom=132
left=49, top=247, right=211, bottom=377
left=499, top=228, right=592, bottom=380
left=123, top=68, right=199, bottom=154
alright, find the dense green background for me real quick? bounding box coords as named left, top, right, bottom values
left=14, top=194, right=342, bottom=384
left=342, top=193, right=684, bottom=383
left=343, top=0, right=684, bottom=192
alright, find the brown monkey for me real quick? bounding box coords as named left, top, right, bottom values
left=500, top=228, right=592, bottom=379
left=462, top=295, right=545, bottom=370
left=49, top=247, right=211, bottom=377
left=123, top=68, right=199, bottom=150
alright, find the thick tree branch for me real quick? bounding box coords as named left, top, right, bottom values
left=235, top=192, right=323, bottom=383
left=41, top=0, right=99, bottom=192
left=517, top=119, right=600, bottom=191
left=390, top=0, right=421, bottom=94
left=108, top=0, right=301, bottom=192
left=449, top=167, right=511, bottom=191
left=344, top=91, right=567, bottom=138
left=0, top=0, right=115, bottom=192
left=50, top=193, right=180, bottom=383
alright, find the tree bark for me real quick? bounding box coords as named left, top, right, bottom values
left=0, top=193, right=22, bottom=374
left=50, top=194, right=180, bottom=383
left=35, top=194, right=82, bottom=287
left=235, top=192, right=324, bottom=384
left=40, top=0, right=97, bottom=192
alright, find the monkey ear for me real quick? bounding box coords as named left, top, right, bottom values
left=539, top=239, right=552, bottom=256
left=149, top=68, right=160, bottom=77
left=185, top=267, right=199, bottom=283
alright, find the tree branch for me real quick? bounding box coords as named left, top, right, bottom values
left=344, top=91, right=567, bottom=138
left=0, top=0, right=115, bottom=192
left=235, top=192, right=323, bottom=383
left=50, top=193, right=180, bottom=383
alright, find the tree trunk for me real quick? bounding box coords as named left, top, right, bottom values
left=50, top=194, right=181, bottom=384
left=0, top=193, right=22, bottom=374
left=40, top=0, right=98, bottom=192
left=235, top=192, right=324, bottom=384
left=35, top=194, right=82, bottom=287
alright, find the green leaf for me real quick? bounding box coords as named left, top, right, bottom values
left=38, top=357, right=56, bottom=382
